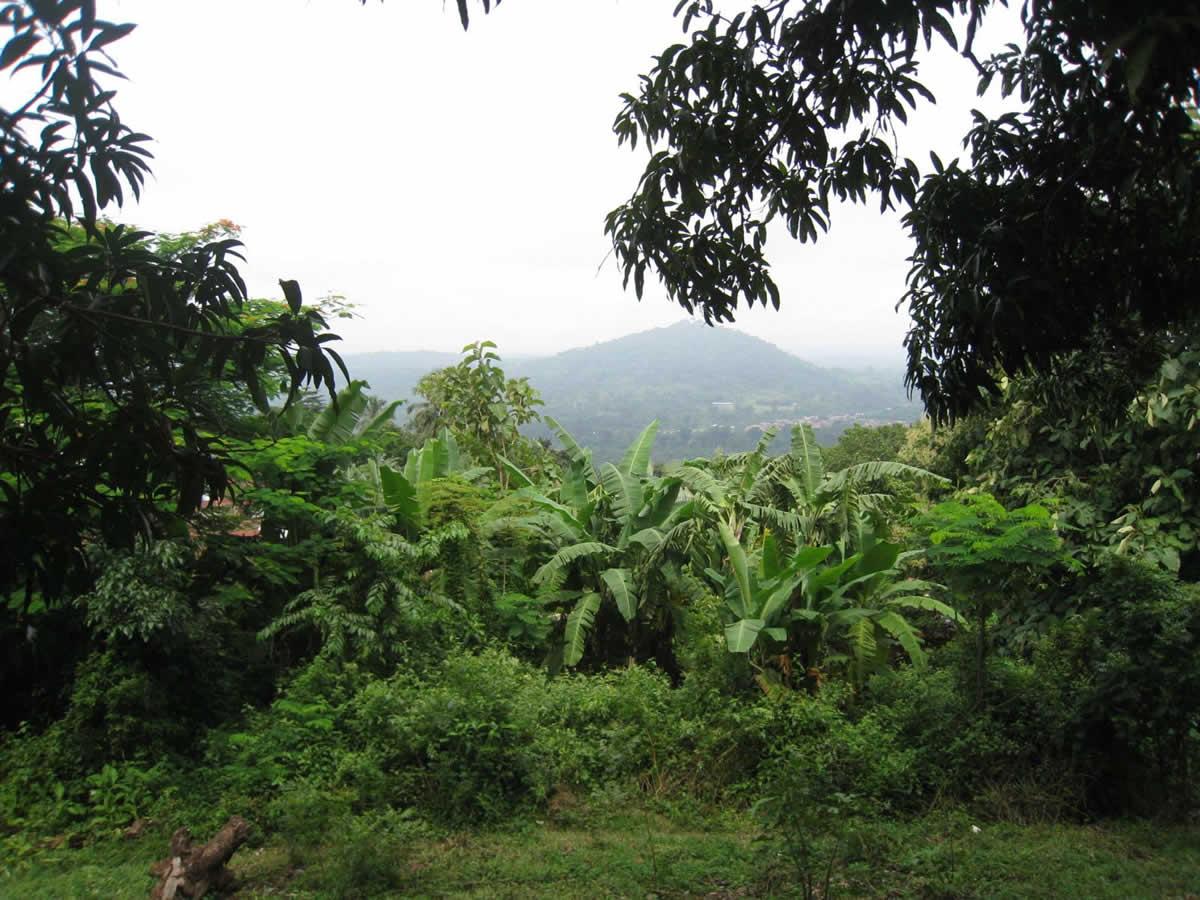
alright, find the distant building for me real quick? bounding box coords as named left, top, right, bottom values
left=712, top=401, right=735, bottom=413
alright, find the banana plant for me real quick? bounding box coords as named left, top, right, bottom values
left=677, top=424, right=948, bottom=564
left=304, top=380, right=403, bottom=444
left=358, top=428, right=489, bottom=535
left=712, top=522, right=960, bottom=689
left=508, top=418, right=696, bottom=668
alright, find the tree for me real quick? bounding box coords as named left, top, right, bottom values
left=712, top=525, right=956, bottom=691
left=916, top=492, right=1076, bottom=701
left=603, top=1, right=1200, bottom=422
left=0, top=2, right=348, bottom=600
left=822, top=423, right=908, bottom=473
left=955, top=340, right=1200, bottom=577
left=411, top=341, right=544, bottom=488
left=302, top=380, right=403, bottom=446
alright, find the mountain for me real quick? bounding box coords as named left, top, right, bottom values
left=336, top=349, right=462, bottom=402
left=345, top=322, right=921, bottom=462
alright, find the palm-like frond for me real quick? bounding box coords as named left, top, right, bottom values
left=563, top=591, right=601, bottom=665
left=824, top=460, right=948, bottom=488
left=875, top=609, right=927, bottom=670
left=307, top=380, right=370, bottom=445
left=618, top=420, right=659, bottom=478
left=599, top=463, right=643, bottom=524
left=600, top=567, right=638, bottom=620
left=790, top=423, right=825, bottom=499
left=883, top=593, right=962, bottom=624
left=743, top=502, right=804, bottom=535
left=544, top=415, right=599, bottom=483
left=532, top=540, right=615, bottom=584
left=675, top=464, right=727, bottom=504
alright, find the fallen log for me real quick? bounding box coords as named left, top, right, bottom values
left=149, top=816, right=251, bottom=900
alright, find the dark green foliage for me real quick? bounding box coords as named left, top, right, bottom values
left=0, top=2, right=352, bottom=602
left=203, top=654, right=367, bottom=808
left=966, top=347, right=1200, bottom=576
left=863, top=653, right=1085, bottom=820
left=822, top=423, right=908, bottom=473
left=1035, top=558, right=1200, bottom=816
left=608, top=1, right=1200, bottom=423
left=347, top=650, right=548, bottom=824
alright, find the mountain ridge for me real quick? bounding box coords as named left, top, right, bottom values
left=345, top=322, right=920, bottom=461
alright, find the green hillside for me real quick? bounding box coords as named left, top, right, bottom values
left=346, top=322, right=921, bottom=461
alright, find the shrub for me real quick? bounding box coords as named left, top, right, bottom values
left=1033, top=557, right=1200, bottom=816
left=348, top=648, right=546, bottom=824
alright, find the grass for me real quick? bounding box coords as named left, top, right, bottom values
left=3, top=809, right=1199, bottom=899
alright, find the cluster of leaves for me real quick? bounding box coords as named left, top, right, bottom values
left=607, top=0, right=1200, bottom=422
left=0, top=1, right=350, bottom=601
left=962, top=344, right=1200, bottom=578
left=411, top=340, right=545, bottom=487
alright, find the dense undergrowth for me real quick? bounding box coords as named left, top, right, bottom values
left=5, top=345, right=1200, bottom=897
left=5, top=557, right=1200, bottom=896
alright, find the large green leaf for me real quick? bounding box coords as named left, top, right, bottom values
left=378, top=465, right=419, bottom=530
left=600, top=567, right=638, bottom=620
left=790, top=423, right=825, bottom=500
left=760, top=533, right=783, bottom=579
left=875, top=609, right=927, bottom=669
left=675, top=464, right=727, bottom=505
left=533, top=541, right=615, bottom=584
left=497, top=454, right=534, bottom=488
left=307, top=379, right=369, bottom=445
left=440, top=427, right=460, bottom=472
left=599, top=462, right=643, bottom=524
left=789, top=544, right=837, bottom=570
left=559, top=460, right=591, bottom=517
left=564, top=592, right=601, bottom=666
left=638, top=478, right=681, bottom=528
left=824, top=460, right=948, bottom=489
left=628, top=527, right=664, bottom=550
left=357, top=399, right=404, bottom=437
left=544, top=415, right=597, bottom=481
left=885, top=593, right=962, bottom=623
left=724, top=617, right=765, bottom=653
left=744, top=502, right=803, bottom=536
left=854, top=540, right=903, bottom=577
left=519, top=490, right=587, bottom=536
left=758, top=577, right=798, bottom=625
left=618, top=420, right=659, bottom=478
left=718, top=520, right=752, bottom=619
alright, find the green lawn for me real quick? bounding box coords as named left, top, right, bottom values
left=4, top=812, right=1199, bottom=899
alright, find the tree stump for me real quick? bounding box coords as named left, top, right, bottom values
left=149, top=816, right=251, bottom=899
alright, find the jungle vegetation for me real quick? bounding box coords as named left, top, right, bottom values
left=2, top=1, right=1199, bottom=896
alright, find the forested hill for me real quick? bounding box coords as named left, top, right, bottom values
left=346, top=321, right=921, bottom=461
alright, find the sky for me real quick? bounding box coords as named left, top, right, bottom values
left=71, top=1, right=1023, bottom=367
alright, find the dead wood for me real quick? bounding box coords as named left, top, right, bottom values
left=149, top=816, right=251, bottom=900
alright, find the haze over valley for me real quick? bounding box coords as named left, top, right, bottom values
left=347, top=321, right=921, bottom=461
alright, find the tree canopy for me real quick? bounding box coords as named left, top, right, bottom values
left=603, top=0, right=1200, bottom=422
left=0, top=2, right=348, bottom=600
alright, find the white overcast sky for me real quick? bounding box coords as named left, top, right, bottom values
left=81, top=0, right=1022, bottom=367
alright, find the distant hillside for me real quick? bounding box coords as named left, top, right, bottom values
left=338, top=350, right=462, bottom=402
left=345, top=322, right=921, bottom=462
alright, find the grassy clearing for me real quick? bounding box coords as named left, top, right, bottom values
left=4, top=810, right=1199, bottom=899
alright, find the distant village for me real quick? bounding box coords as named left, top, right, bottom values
left=705, top=400, right=916, bottom=434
